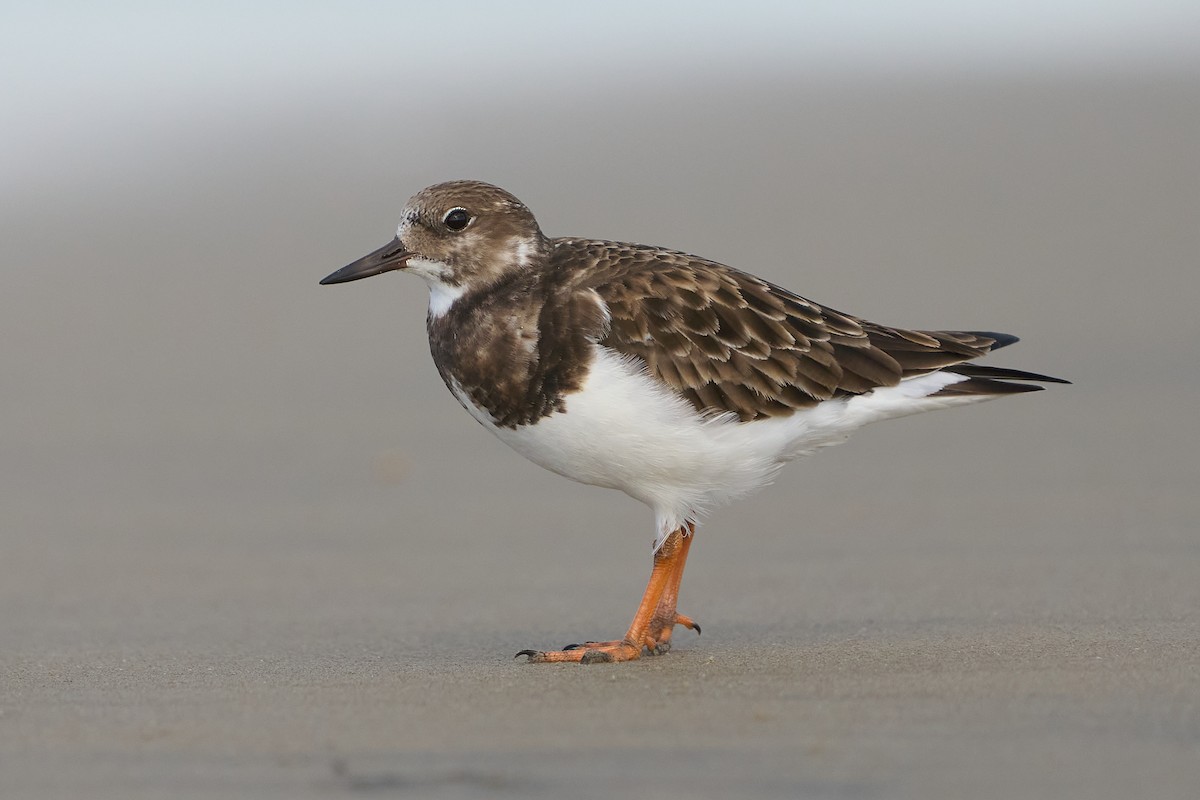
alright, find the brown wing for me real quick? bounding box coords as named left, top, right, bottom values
left=558, top=239, right=1055, bottom=421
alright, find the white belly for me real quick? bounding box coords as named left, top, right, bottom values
left=448, top=346, right=986, bottom=548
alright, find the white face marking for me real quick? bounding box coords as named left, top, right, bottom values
left=404, top=256, right=450, bottom=283
left=396, top=211, right=418, bottom=238
left=510, top=237, right=535, bottom=268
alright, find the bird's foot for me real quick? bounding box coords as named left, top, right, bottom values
left=516, top=640, right=643, bottom=664
left=515, top=612, right=700, bottom=663
left=516, top=526, right=699, bottom=665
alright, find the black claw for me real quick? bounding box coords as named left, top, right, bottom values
left=693, top=622, right=702, bottom=636
left=562, top=643, right=584, bottom=651
left=515, top=649, right=540, bottom=660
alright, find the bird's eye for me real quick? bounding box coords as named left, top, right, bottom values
left=442, top=207, right=471, bottom=231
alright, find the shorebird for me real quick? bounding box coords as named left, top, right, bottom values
left=321, top=180, right=1066, bottom=663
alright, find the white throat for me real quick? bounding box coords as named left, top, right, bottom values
left=427, top=279, right=466, bottom=319
left=403, top=256, right=465, bottom=319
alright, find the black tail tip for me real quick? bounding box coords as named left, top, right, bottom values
left=969, top=331, right=1020, bottom=350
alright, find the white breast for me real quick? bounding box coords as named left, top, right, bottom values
left=448, top=346, right=989, bottom=549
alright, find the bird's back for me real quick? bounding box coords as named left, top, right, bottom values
left=551, top=238, right=1062, bottom=423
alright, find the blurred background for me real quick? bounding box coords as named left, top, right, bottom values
left=2, top=2, right=1198, bottom=797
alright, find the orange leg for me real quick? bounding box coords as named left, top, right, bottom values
left=517, top=524, right=700, bottom=664
left=645, top=522, right=699, bottom=654
left=558, top=523, right=698, bottom=653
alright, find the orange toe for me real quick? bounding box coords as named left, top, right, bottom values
left=517, top=641, right=642, bottom=663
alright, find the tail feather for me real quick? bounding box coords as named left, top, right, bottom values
left=934, top=362, right=1071, bottom=397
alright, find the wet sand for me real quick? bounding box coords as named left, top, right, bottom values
left=3, top=71, right=1198, bottom=798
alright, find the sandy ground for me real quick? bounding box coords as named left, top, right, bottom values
left=3, top=68, right=1198, bottom=798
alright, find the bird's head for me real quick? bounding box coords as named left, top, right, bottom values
left=320, top=180, right=547, bottom=291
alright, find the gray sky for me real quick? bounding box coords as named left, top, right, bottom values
left=4, top=1, right=1199, bottom=193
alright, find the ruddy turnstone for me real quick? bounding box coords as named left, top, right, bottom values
left=321, top=180, right=1067, bottom=664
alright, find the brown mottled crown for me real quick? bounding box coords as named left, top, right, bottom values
left=408, top=180, right=534, bottom=220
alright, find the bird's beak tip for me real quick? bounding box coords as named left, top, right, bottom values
left=320, top=237, right=412, bottom=285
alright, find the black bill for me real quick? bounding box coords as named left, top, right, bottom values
left=320, top=237, right=412, bottom=285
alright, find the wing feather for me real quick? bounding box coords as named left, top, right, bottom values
left=552, top=239, right=1056, bottom=420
